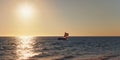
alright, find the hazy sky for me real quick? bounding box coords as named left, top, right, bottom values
left=0, top=0, right=120, bottom=36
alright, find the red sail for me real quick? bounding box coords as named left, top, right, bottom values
left=64, top=32, right=69, bottom=37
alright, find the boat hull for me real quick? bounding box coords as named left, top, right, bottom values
left=57, top=37, right=67, bottom=40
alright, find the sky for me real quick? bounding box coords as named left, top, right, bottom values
left=0, top=0, right=120, bottom=36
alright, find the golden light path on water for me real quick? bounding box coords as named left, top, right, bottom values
left=16, top=36, right=39, bottom=60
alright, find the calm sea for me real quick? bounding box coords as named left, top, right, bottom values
left=0, top=36, right=120, bottom=60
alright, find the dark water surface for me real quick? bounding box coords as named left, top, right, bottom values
left=0, top=36, right=120, bottom=60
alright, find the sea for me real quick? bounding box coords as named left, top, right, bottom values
left=0, top=36, right=120, bottom=60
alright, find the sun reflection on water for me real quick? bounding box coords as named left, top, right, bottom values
left=16, top=36, right=39, bottom=60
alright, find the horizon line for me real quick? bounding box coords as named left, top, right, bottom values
left=0, top=35, right=120, bottom=37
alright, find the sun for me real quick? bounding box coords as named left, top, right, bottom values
left=17, top=3, right=35, bottom=19
left=19, top=5, right=32, bottom=17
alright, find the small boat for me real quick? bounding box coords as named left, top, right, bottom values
left=58, top=32, right=69, bottom=40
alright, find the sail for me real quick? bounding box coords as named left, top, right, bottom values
left=64, top=32, right=69, bottom=37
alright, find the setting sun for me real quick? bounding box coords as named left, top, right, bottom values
left=17, top=3, right=35, bottom=19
